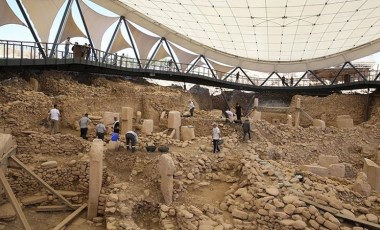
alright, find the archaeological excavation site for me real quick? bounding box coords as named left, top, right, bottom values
left=0, top=70, right=380, bottom=230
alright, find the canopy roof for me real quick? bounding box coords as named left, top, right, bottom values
left=94, top=0, right=380, bottom=72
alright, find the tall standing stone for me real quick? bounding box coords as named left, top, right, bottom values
left=295, top=97, right=301, bottom=127
left=168, top=111, right=181, bottom=139
left=121, top=107, right=134, bottom=135
left=141, top=119, right=154, bottom=134
left=87, top=139, right=104, bottom=219
left=158, top=154, right=175, bottom=205
left=363, top=158, right=380, bottom=192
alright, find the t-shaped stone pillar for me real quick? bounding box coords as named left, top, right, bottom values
left=252, top=98, right=261, bottom=121
left=168, top=111, right=181, bottom=139
left=121, top=107, right=133, bottom=135
left=158, top=154, right=175, bottom=205
left=87, top=139, right=104, bottom=219
left=294, top=97, right=301, bottom=127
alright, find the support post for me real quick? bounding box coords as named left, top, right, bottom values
left=75, top=0, right=98, bottom=61
left=49, top=0, right=73, bottom=58
left=145, top=38, right=163, bottom=69
left=10, top=156, right=75, bottom=209
left=103, top=17, right=123, bottom=63
left=163, top=39, right=180, bottom=72
left=0, top=168, right=31, bottom=230
left=331, top=62, right=348, bottom=84
left=295, top=97, right=301, bottom=127
left=123, top=18, right=141, bottom=68
left=15, top=0, right=46, bottom=59
left=294, top=71, right=308, bottom=86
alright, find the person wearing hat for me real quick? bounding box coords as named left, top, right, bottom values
left=188, top=99, right=195, bottom=117
left=79, top=113, right=91, bottom=139
left=95, top=120, right=106, bottom=140
left=212, top=123, right=221, bottom=153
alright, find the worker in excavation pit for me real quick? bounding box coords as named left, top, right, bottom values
left=125, top=130, right=138, bottom=153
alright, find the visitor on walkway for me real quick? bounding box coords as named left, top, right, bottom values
left=225, top=109, right=234, bottom=123
left=79, top=113, right=91, bottom=139
left=281, top=76, right=289, bottom=86
left=212, top=123, right=221, bottom=153
left=290, top=76, right=294, bottom=86
left=188, top=100, right=195, bottom=117
left=113, top=117, right=120, bottom=134
left=235, top=72, right=240, bottom=83
left=235, top=103, right=242, bottom=123
left=95, top=120, right=106, bottom=140
left=63, top=37, right=72, bottom=58
left=72, top=42, right=82, bottom=58
left=48, top=104, right=60, bottom=134
left=242, top=118, right=251, bottom=141
left=125, top=130, right=138, bottom=153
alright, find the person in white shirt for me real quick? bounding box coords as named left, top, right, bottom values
left=212, top=123, right=221, bottom=153
left=48, top=104, right=60, bottom=134
left=63, top=37, right=72, bottom=58
left=225, top=109, right=234, bottom=123
left=125, top=130, right=138, bottom=153
left=188, top=100, right=195, bottom=117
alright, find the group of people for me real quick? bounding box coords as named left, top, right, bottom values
left=224, top=103, right=243, bottom=123
left=212, top=116, right=252, bottom=153
left=49, top=98, right=252, bottom=155
left=63, top=37, right=91, bottom=60
left=48, top=105, right=138, bottom=152
left=281, top=76, right=294, bottom=87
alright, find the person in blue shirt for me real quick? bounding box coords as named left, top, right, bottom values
left=111, top=132, right=119, bottom=141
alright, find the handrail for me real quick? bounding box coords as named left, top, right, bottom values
left=0, top=40, right=379, bottom=89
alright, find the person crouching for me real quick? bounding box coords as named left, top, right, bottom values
left=125, top=130, right=138, bottom=153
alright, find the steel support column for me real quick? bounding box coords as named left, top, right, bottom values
left=260, top=72, right=275, bottom=86
left=123, top=18, right=141, bottom=68
left=163, top=39, right=180, bottom=72
left=15, top=0, right=46, bottom=59
left=294, top=71, right=307, bottom=86
left=186, top=55, right=201, bottom=74
left=145, top=38, right=163, bottom=69
left=103, top=17, right=123, bottom=62
left=308, top=70, right=326, bottom=85
left=222, top=67, right=238, bottom=81
left=49, top=0, right=73, bottom=59
left=331, top=62, right=348, bottom=85
left=347, top=62, right=367, bottom=81
left=75, top=0, right=98, bottom=61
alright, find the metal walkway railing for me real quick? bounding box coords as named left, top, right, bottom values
left=1, top=40, right=380, bottom=93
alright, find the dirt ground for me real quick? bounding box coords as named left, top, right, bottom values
left=1, top=72, right=380, bottom=230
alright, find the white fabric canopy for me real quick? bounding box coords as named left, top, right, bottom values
left=60, top=11, right=87, bottom=43
left=0, top=1, right=25, bottom=27
left=207, top=59, right=234, bottom=79
left=22, top=0, right=65, bottom=42
left=78, top=0, right=118, bottom=49
left=109, top=29, right=131, bottom=53
left=127, top=22, right=160, bottom=65
left=151, top=42, right=170, bottom=61
left=169, top=42, right=198, bottom=72
left=93, top=0, right=380, bottom=72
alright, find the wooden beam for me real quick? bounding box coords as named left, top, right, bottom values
left=10, top=156, right=75, bottom=209
left=0, top=168, right=31, bottom=230
left=52, top=203, right=87, bottom=230
left=0, top=145, right=17, bottom=164
left=299, top=197, right=380, bottom=229
left=36, top=204, right=82, bottom=212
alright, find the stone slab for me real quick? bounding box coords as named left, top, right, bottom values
left=363, top=158, right=380, bottom=192
left=21, top=195, right=47, bottom=205
left=329, top=164, right=345, bottom=178
left=300, top=165, right=329, bottom=177
left=319, top=155, right=340, bottom=168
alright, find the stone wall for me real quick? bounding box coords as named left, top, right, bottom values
left=16, top=131, right=90, bottom=155
left=289, top=94, right=367, bottom=127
